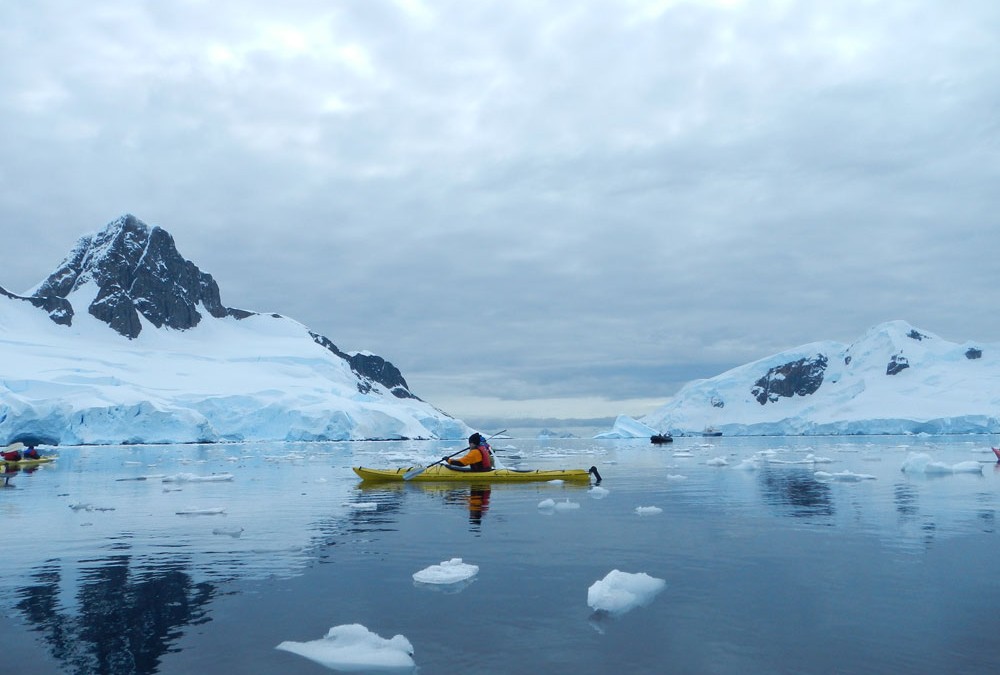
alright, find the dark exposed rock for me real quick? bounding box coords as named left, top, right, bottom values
left=309, top=331, right=418, bottom=399
left=0, top=285, right=73, bottom=325
left=710, top=395, right=725, bottom=408
left=751, top=354, right=828, bottom=405
left=31, top=214, right=253, bottom=339
left=966, top=347, right=982, bottom=360
left=906, top=329, right=929, bottom=341
left=886, top=354, right=909, bottom=375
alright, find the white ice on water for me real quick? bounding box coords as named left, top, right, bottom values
left=161, top=473, right=234, bottom=483
left=276, top=623, right=415, bottom=670
left=412, top=558, right=479, bottom=585
left=538, top=498, right=580, bottom=511
left=814, top=470, right=877, bottom=482
left=901, top=452, right=984, bottom=475
left=587, top=570, right=666, bottom=616
left=635, top=506, right=662, bottom=516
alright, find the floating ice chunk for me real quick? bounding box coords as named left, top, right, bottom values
left=706, top=457, right=728, bottom=467
left=635, top=506, right=662, bottom=516
left=589, top=486, right=610, bottom=499
left=546, top=479, right=565, bottom=485
left=814, top=470, right=876, bottom=482
left=162, top=473, right=234, bottom=483
left=539, top=498, right=580, bottom=511
left=588, top=570, right=666, bottom=616
left=672, top=451, right=693, bottom=458
left=69, top=503, right=115, bottom=512
left=901, top=453, right=983, bottom=475
left=412, top=558, right=479, bottom=585
left=176, top=507, right=226, bottom=515
left=346, top=502, right=378, bottom=511
left=666, top=474, right=687, bottom=480
left=212, top=527, right=244, bottom=537
left=276, top=623, right=415, bottom=670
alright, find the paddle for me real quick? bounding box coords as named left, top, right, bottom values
left=403, top=430, right=506, bottom=481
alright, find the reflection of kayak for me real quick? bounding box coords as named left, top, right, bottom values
left=0, top=456, right=56, bottom=469
left=993, top=447, right=1000, bottom=461
left=353, top=465, right=600, bottom=483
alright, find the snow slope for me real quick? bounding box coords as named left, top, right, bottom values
left=635, top=321, right=1000, bottom=436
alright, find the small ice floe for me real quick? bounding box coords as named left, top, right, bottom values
left=706, top=457, right=728, bottom=467
left=175, top=507, right=226, bottom=516
left=346, top=502, right=378, bottom=511
left=635, top=506, right=662, bottom=516
left=538, top=498, right=580, bottom=511
left=276, top=623, right=415, bottom=671
left=589, top=486, right=610, bottom=499
left=68, top=503, right=115, bottom=512
left=666, top=474, right=687, bottom=481
left=814, top=470, right=877, bottom=482
left=901, top=452, right=984, bottom=475
left=162, top=486, right=183, bottom=493
left=672, top=451, right=693, bottom=458
left=546, top=479, right=565, bottom=485
left=212, top=527, right=244, bottom=538
left=162, top=473, right=234, bottom=483
left=115, top=474, right=167, bottom=482
left=412, top=558, right=479, bottom=585
left=588, top=570, right=666, bottom=616
left=768, top=454, right=833, bottom=465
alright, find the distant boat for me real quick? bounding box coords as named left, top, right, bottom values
left=650, top=434, right=673, bottom=445
left=993, top=447, right=1000, bottom=462
left=702, top=426, right=722, bottom=437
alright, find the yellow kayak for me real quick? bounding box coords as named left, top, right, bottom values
left=353, top=465, right=600, bottom=483
left=0, top=456, right=56, bottom=469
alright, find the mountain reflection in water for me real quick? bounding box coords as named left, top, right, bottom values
left=15, top=556, right=214, bottom=675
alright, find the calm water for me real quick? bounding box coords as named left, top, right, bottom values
left=2, top=435, right=999, bottom=674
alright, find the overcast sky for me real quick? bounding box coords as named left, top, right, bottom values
left=2, top=0, right=999, bottom=424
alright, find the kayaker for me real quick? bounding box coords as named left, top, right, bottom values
left=443, top=433, right=494, bottom=472
left=24, top=446, right=40, bottom=460
left=2, top=449, right=21, bottom=462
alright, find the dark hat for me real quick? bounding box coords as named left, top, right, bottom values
left=468, top=433, right=482, bottom=446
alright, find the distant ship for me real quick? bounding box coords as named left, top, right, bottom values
left=702, top=426, right=722, bottom=437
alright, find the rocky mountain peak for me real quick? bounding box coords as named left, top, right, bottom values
left=32, top=214, right=244, bottom=339
left=18, top=214, right=418, bottom=400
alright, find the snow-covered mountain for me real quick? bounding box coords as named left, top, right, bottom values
left=630, top=321, right=1000, bottom=437
left=0, top=215, right=469, bottom=445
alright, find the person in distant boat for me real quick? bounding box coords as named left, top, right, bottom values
left=443, top=433, right=494, bottom=472
left=2, top=449, right=21, bottom=462
left=24, top=446, right=40, bottom=460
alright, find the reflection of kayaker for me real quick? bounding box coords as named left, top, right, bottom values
left=468, top=486, right=491, bottom=527
left=1, top=464, right=18, bottom=486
